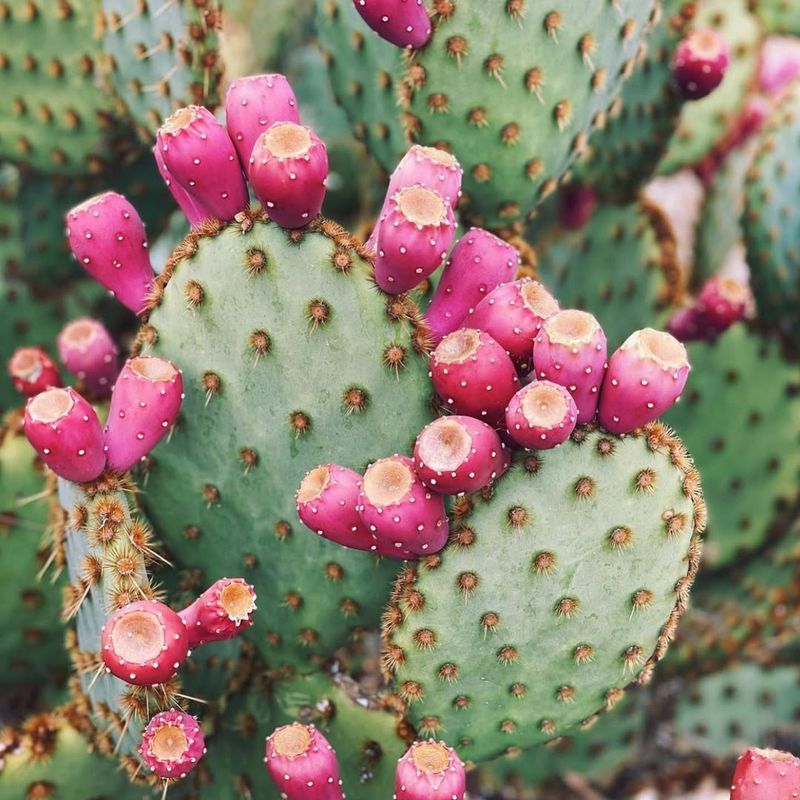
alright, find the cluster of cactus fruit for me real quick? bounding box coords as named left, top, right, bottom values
left=2, top=1, right=800, bottom=799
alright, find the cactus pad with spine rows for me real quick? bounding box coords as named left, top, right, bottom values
left=136, top=211, right=434, bottom=672
left=385, top=425, right=703, bottom=763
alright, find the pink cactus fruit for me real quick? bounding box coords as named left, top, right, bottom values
left=140, top=709, right=206, bottom=781
left=57, top=318, right=119, bottom=397
left=352, top=0, right=432, bottom=49
left=558, top=183, right=598, bottom=230
left=413, top=416, right=508, bottom=495
left=367, top=145, right=462, bottom=252
left=729, top=747, right=800, bottom=800
left=156, top=105, right=248, bottom=223
left=101, top=599, right=189, bottom=686
left=66, top=192, right=154, bottom=314
left=357, top=455, right=449, bottom=559
left=153, top=144, right=209, bottom=228
left=425, top=228, right=520, bottom=344
left=225, top=73, right=301, bottom=168
left=104, top=356, right=184, bottom=473
left=672, top=29, right=730, bottom=101
left=467, top=280, right=560, bottom=372
left=430, top=328, right=520, bottom=427
left=296, top=464, right=376, bottom=552
left=9, top=347, right=62, bottom=397
left=23, top=388, right=105, bottom=482
left=374, top=186, right=456, bottom=294
left=394, top=740, right=466, bottom=800
left=264, top=723, right=345, bottom=800
left=249, top=121, right=329, bottom=229
left=759, top=36, right=800, bottom=97
left=178, top=578, right=257, bottom=648
left=505, top=381, right=578, bottom=450
left=598, top=329, right=691, bottom=434
left=533, top=309, right=608, bottom=423
left=667, top=276, right=749, bottom=342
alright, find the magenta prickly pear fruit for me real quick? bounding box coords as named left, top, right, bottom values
left=598, top=329, right=691, bottom=434
left=8, top=346, right=62, bottom=397
left=413, top=416, right=508, bottom=495
left=357, top=455, right=449, bottom=559
left=558, top=183, right=598, bottom=230
left=264, top=723, right=345, bottom=800
left=430, top=328, right=520, bottom=427
left=140, top=709, right=206, bottom=780
left=104, top=356, right=183, bottom=473
left=467, top=280, right=560, bottom=372
left=387, top=145, right=463, bottom=209
left=66, top=192, right=154, bottom=314
left=672, top=29, right=730, bottom=101
left=374, top=186, right=456, bottom=294
left=153, top=145, right=208, bottom=228
left=533, top=309, right=608, bottom=423
left=179, top=578, right=257, bottom=648
left=759, top=36, right=800, bottom=97
left=156, top=105, right=248, bottom=223
left=425, top=228, right=520, bottom=344
left=101, top=599, right=189, bottom=686
left=225, top=73, right=301, bottom=168
left=296, top=464, right=376, bottom=552
left=57, top=318, right=119, bottom=398
left=352, top=0, right=432, bottom=49
left=668, top=276, right=749, bottom=342
left=505, top=381, right=578, bottom=450
left=394, top=740, right=466, bottom=800
left=730, top=748, right=800, bottom=800
left=249, top=121, right=329, bottom=229
left=23, top=387, right=105, bottom=482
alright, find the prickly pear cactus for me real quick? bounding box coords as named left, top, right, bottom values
left=317, top=0, right=660, bottom=228
left=385, top=425, right=703, bottom=763
left=136, top=212, right=434, bottom=671
left=0, top=414, right=68, bottom=688
left=742, top=81, right=800, bottom=351
left=752, top=0, right=800, bottom=35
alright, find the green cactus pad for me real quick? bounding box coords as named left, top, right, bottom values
left=664, top=324, right=800, bottom=569
left=385, top=425, right=703, bottom=763
left=101, top=0, right=223, bottom=140
left=571, top=0, right=689, bottom=201
left=533, top=200, right=681, bottom=347
left=0, top=414, right=69, bottom=688
left=659, top=0, right=761, bottom=174
left=742, top=82, right=800, bottom=350
left=0, top=0, right=135, bottom=175
left=751, top=0, right=800, bottom=35
left=478, top=685, right=648, bottom=793
left=318, top=0, right=659, bottom=229
left=137, top=211, right=434, bottom=672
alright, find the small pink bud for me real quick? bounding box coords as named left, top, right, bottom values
left=505, top=381, right=578, bottom=450
left=598, top=329, right=690, bottom=434
left=265, top=723, right=345, bottom=800
left=672, top=29, right=730, bottom=100
left=179, top=578, right=257, bottom=648
left=374, top=185, right=456, bottom=294
left=225, top=73, right=301, bottom=168
left=140, top=709, right=206, bottom=780
left=101, top=599, right=189, bottom=686
left=558, top=183, right=598, bottom=230
left=352, top=0, right=432, bottom=49
left=9, top=347, right=62, bottom=397
left=57, top=318, right=119, bottom=398
left=66, top=192, right=154, bottom=314
left=249, top=121, right=329, bottom=229
left=156, top=105, right=248, bottom=223
left=23, top=387, right=105, bottom=482
left=104, top=356, right=183, bottom=473
left=759, top=36, right=800, bottom=97
left=358, top=455, right=449, bottom=559
left=413, top=416, right=508, bottom=495
left=296, top=464, right=375, bottom=552
left=394, top=740, right=466, bottom=800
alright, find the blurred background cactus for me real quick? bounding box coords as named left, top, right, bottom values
left=1, top=1, right=800, bottom=799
